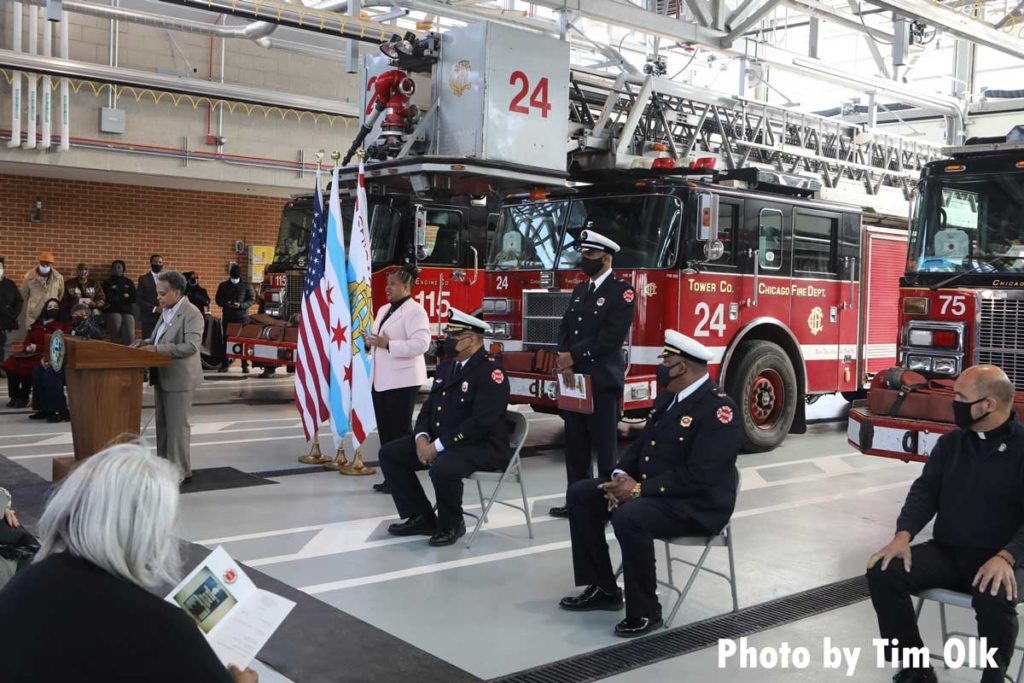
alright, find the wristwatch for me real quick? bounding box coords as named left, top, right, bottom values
left=630, top=482, right=642, bottom=499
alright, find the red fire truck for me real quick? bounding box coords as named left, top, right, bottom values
left=483, top=167, right=908, bottom=451
left=848, top=134, right=1024, bottom=461
left=226, top=179, right=497, bottom=370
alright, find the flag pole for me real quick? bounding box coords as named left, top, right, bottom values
left=321, top=148, right=351, bottom=473
left=339, top=147, right=377, bottom=477
left=297, top=150, right=333, bottom=466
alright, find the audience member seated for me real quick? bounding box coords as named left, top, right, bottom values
left=559, top=330, right=742, bottom=637
left=0, top=444, right=258, bottom=683
left=29, top=303, right=102, bottom=423
left=866, top=365, right=1024, bottom=683
left=2, top=298, right=68, bottom=409
left=379, top=309, right=511, bottom=547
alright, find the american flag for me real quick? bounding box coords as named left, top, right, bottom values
left=294, top=167, right=331, bottom=441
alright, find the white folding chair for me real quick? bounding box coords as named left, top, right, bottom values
left=615, top=466, right=741, bottom=628
left=461, top=410, right=533, bottom=549
left=915, top=588, right=1024, bottom=683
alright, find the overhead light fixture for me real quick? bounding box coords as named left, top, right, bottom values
left=379, top=33, right=402, bottom=59
left=396, top=32, right=417, bottom=56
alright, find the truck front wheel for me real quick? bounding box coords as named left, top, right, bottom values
left=725, top=340, right=798, bottom=453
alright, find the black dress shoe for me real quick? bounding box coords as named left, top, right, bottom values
left=549, top=505, right=569, bottom=518
left=46, top=412, right=65, bottom=423
left=29, top=411, right=50, bottom=420
left=13, top=399, right=28, bottom=409
left=614, top=615, right=664, bottom=637
left=387, top=515, right=437, bottom=537
left=5, top=399, right=17, bottom=408
left=428, top=521, right=467, bottom=547
left=892, top=668, right=937, bottom=683
left=372, top=481, right=392, bottom=494
left=559, top=585, right=625, bottom=612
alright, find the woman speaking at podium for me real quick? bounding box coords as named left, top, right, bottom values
left=132, top=271, right=204, bottom=484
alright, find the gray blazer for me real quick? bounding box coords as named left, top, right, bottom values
left=145, top=299, right=204, bottom=392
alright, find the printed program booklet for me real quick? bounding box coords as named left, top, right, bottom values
left=166, top=546, right=295, bottom=668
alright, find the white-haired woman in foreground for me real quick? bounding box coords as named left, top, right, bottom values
left=0, top=444, right=258, bottom=683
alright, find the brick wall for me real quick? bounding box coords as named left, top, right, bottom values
left=0, top=173, right=285, bottom=318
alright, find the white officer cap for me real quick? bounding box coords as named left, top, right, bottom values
left=661, top=329, right=713, bottom=363
left=575, top=228, right=620, bottom=255
left=445, top=308, right=491, bottom=335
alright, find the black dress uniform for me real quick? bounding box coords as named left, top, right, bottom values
left=558, top=274, right=635, bottom=485
left=567, top=378, right=742, bottom=621
left=379, top=347, right=511, bottom=534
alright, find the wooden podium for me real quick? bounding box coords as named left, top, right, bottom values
left=52, top=336, right=171, bottom=480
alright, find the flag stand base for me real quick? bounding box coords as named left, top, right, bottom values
left=338, top=449, right=376, bottom=476
left=322, top=445, right=349, bottom=471
left=298, top=437, right=330, bottom=465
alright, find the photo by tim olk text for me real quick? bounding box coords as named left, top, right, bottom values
left=717, top=637, right=999, bottom=676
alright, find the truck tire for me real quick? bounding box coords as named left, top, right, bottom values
left=724, top=340, right=798, bottom=453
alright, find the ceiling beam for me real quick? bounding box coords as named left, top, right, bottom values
left=720, top=0, right=783, bottom=45
left=527, top=0, right=726, bottom=44
left=862, top=0, right=1024, bottom=61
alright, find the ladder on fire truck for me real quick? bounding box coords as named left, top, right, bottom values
left=567, top=69, right=944, bottom=208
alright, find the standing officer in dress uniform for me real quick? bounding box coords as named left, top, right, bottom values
left=550, top=229, right=636, bottom=518
left=559, top=330, right=742, bottom=637
left=379, top=309, right=511, bottom=547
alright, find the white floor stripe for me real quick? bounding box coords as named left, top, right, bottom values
left=0, top=423, right=303, bottom=451
left=8, top=434, right=306, bottom=461
left=297, top=478, right=917, bottom=594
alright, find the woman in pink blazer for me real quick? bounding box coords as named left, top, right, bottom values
left=365, top=265, right=431, bottom=494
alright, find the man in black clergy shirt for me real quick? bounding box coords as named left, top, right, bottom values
left=379, top=308, right=511, bottom=547
left=867, top=364, right=1024, bottom=683
left=559, top=330, right=742, bottom=637
left=550, top=228, right=636, bottom=518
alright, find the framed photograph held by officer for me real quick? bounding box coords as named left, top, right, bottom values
left=557, top=372, right=594, bottom=414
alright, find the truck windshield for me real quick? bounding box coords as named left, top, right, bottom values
left=488, top=201, right=568, bottom=270
left=907, top=173, right=1024, bottom=274
left=271, top=199, right=400, bottom=268
left=556, top=194, right=681, bottom=269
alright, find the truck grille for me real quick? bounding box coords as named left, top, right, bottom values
left=285, top=273, right=304, bottom=320
left=522, top=290, right=572, bottom=348
left=976, top=292, right=1024, bottom=391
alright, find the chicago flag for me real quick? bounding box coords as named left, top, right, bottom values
left=325, top=165, right=352, bottom=448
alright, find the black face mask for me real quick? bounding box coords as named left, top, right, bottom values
left=437, top=337, right=460, bottom=360
left=188, top=278, right=198, bottom=287
left=953, top=397, right=990, bottom=429
left=580, top=255, right=604, bottom=277
left=112, top=267, right=124, bottom=277
left=44, top=308, right=59, bottom=320
left=657, top=362, right=684, bottom=389
left=151, top=264, right=163, bottom=274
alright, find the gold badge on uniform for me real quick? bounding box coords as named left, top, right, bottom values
left=680, top=416, right=692, bottom=427
left=461, top=381, right=469, bottom=392
left=596, top=297, right=605, bottom=306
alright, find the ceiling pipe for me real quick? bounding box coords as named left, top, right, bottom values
left=0, top=49, right=359, bottom=116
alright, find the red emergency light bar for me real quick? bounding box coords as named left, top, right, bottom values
left=690, top=157, right=717, bottom=170
left=650, top=157, right=675, bottom=169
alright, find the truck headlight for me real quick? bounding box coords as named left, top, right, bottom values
left=907, top=355, right=932, bottom=372
left=932, top=357, right=957, bottom=375
left=488, top=321, right=511, bottom=339
left=483, top=297, right=512, bottom=314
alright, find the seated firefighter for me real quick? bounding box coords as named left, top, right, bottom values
left=379, top=308, right=511, bottom=547
left=866, top=364, right=1024, bottom=683
left=560, top=330, right=742, bottom=638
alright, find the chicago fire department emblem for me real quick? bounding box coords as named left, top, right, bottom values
left=449, top=60, right=472, bottom=97
left=623, top=289, right=635, bottom=303
left=492, top=369, right=504, bottom=384
left=807, top=306, right=824, bottom=336
left=716, top=406, right=733, bottom=424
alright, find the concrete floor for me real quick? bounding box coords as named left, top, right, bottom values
left=3, top=371, right=1014, bottom=682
